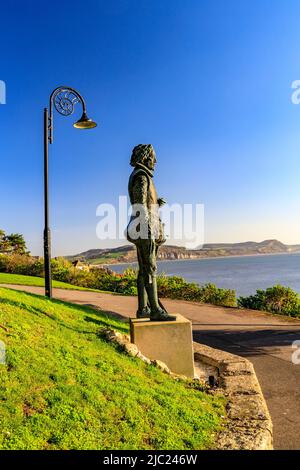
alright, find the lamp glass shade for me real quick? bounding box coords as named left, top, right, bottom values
left=73, top=112, right=97, bottom=129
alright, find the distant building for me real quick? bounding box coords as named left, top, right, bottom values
left=72, top=260, right=90, bottom=272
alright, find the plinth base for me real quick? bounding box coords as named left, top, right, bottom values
left=130, top=314, right=195, bottom=378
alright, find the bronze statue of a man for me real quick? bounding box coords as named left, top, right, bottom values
left=126, top=144, right=176, bottom=321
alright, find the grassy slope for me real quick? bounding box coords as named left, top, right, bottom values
left=88, top=253, right=125, bottom=265
left=0, top=287, right=224, bottom=450
left=0, top=273, right=100, bottom=292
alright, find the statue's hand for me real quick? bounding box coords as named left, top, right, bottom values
left=157, top=198, right=166, bottom=207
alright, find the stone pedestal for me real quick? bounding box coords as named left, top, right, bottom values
left=130, top=314, right=195, bottom=378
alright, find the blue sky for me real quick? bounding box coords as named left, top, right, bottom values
left=1, top=0, right=300, bottom=255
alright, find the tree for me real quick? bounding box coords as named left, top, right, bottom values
left=5, top=233, right=27, bottom=255
left=0, top=230, right=5, bottom=241
left=0, top=230, right=28, bottom=255
left=0, top=230, right=9, bottom=254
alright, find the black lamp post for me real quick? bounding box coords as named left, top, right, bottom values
left=44, top=86, right=97, bottom=298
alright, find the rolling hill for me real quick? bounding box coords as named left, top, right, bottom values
left=66, top=239, right=300, bottom=265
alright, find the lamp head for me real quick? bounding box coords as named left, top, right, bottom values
left=73, top=111, right=97, bottom=129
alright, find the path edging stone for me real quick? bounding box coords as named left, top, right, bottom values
left=193, top=342, right=273, bottom=450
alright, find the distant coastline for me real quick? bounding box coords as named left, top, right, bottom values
left=107, top=251, right=300, bottom=298
left=66, top=240, right=300, bottom=266
left=105, top=250, right=300, bottom=267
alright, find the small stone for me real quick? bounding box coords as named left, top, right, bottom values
left=113, top=331, right=124, bottom=341
left=151, top=359, right=171, bottom=374
left=124, top=343, right=139, bottom=357
left=136, top=352, right=152, bottom=364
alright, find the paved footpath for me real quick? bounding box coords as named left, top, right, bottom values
left=2, top=283, right=300, bottom=450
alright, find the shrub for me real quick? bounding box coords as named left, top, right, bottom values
left=157, top=274, right=236, bottom=307
left=0, top=254, right=42, bottom=275
left=198, top=283, right=237, bottom=307
left=238, top=285, right=300, bottom=317
left=0, top=254, right=236, bottom=307
left=51, top=257, right=73, bottom=283
left=90, top=269, right=137, bottom=295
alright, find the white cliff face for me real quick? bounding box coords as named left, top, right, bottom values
left=158, top=251, right=196, bottom=260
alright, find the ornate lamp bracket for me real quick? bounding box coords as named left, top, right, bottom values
left=48, top=86, right=86, bottom=144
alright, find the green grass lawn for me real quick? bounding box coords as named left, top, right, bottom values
left=0, top=272, right=100, bottom=292
left=0, top=287, right=225, bottom=450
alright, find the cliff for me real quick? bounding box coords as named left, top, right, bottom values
left=67, top=239, right=300, bottom=265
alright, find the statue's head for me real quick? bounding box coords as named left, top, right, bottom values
left=130, top=144, right=156, bottom=171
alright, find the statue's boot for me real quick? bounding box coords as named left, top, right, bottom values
left=136, top=274, right=150, bottom=318
left=150, top=307, right=177, bottom=321
left=145, top=276, right=176, bottom=322
left=137, top=306, right=151, bottom=318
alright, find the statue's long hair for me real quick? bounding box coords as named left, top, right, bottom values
left=130, top=144, right=154, bottom=167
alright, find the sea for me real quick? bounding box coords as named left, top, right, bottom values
left=108, top=252, right=300, bottom=297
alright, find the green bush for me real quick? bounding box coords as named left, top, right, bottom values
left=90, top=268, right=137, bottom=295
left=0, top=254, right=42, bottom=276
left=198, top=283, right=237, bottom=307
left=238, top=285, right=300, bottom=317
left=51, top=257, right=73, bottom=283
left=0, top=254, right=236, bottom=307
left=157, top=274, right=236, bottom=307
left=4, top=254, right=300, bottom=316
